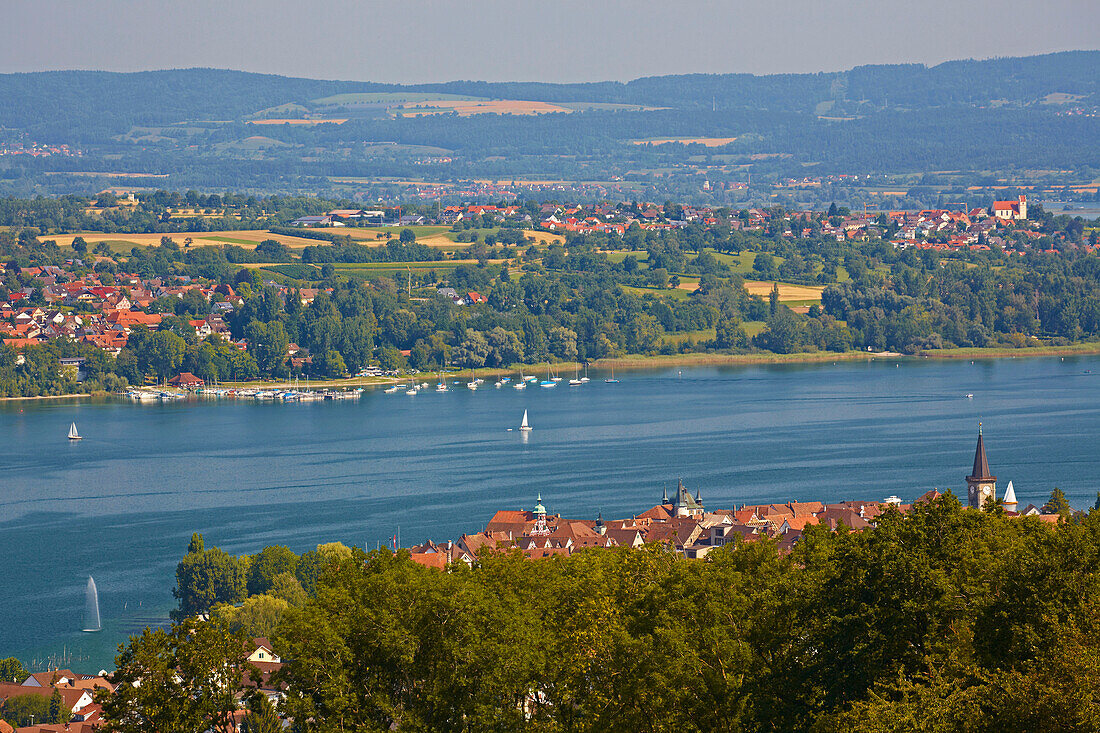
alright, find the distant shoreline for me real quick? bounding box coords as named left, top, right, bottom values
left=5, top=344, right=1100, bottom=402
left=0, top=392, right=92, bottom=403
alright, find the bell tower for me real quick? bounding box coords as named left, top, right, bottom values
left=966, top=424, right=996, bottom=509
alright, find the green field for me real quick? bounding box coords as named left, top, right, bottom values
left=332, top=262, right=460, bottom=280
left=662, top=328, right=715, bottom=345
left=341, top=225, right=452, bottom=240
left=705, top=250, right=764, bottom=274
left=621, top=285, right=692, bottom=301
left=605, top=250, right=650, bottom=263
left=744, top=321, right=766, bottom=336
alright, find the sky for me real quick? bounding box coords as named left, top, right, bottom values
left=2, top=0, right=1097, bottom=83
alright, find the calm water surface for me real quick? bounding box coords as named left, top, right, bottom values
left=3, top=356, right=1100, bottom=669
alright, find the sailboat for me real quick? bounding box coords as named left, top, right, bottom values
left=466, top=368, right=478, bottom=390
left=605, top=365, right=619, bottom=384
left=569, top=363, right=583, bottom=386
left=68, top=422, right=82, bottom=441
left=519, top=409, right=532, bottom=431
left=580, top=364, right=590, bottom=383
left=513, top=372, right=527, bottom=390
left=540, top=365, right=556, bottom=388
left=436, top=372, right=448, bottom=392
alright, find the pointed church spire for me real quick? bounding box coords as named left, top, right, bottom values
left=662, top=484, right=669, bottom=503
left=969, top=423, right=993, bottom=480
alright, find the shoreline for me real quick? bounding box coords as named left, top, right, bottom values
left=0, top=392, right=93, bottom=402
left=7, top=344, right=1100, bottom=401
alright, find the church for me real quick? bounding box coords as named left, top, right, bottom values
left=966, top=424, right=1016, bottom=511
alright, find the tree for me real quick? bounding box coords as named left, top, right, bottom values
left=173, top=539, right=247, bottom=620
left=453, top=329, right=490, bottom=367
left=100, top=621, right=257, bottom=733
left=241, top=691, right=282, bottom=733
left=548, top=325, right=579, bottom=360
left=247, top=545, right=299, bottom=596
left=399, top=228, right=416, bottom=244
left=1, top=693, right=53, bottom=728
left=715, top=315, right=748, bottom=350
left=1043, top=487, right=1072, bottom=518
left=0, top=656, right=28, bottom=683
left=212, top=594, right=290, bottom=639
left=47, top=687, right=64, bottom=724
left=71, top=236, right=87, bottom=255
left=245, top=321, right=289, bottom=377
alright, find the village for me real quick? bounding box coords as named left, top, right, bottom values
left=405, top=428, right=1062, bottom=568
left=0, top=637, right=282, bottom=733
left=0, top=193, right=1085, bottom=391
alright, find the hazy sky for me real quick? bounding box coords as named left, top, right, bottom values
left=2, top=0, right=1097, bottom=83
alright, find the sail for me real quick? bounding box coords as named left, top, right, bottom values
left=521, top=410, right=529, bottom=428
left=68, top=422, right=80, bottom=439
left=83, top=576, right=101, bottom=632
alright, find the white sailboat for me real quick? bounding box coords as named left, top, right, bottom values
left=605, top=365, right=619, bottom=384
left=513, top=372, right=527, bottom=390
left=569, top=364, right=583, bottom=386
left=466, top=368, right=478, bottom=390
left=68, top=422, right=82, bottom=440
left=519, top=409, right=532, bottom=431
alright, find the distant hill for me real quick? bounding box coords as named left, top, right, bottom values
left=1, top=52, right=1097, bottom=142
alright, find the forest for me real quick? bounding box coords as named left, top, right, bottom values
left=97, top=495, right=1100, bottom=731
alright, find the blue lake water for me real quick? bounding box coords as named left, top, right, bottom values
left=3, top=355, right=1100, bottom=670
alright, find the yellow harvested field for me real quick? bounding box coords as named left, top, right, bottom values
left=59, top=230, right=329, bottom=250
left=54, top=228, right=566, bottom=252
left=631, top=137, right=738, bottom=147
left=743, top=281, right=825, bottom=301
left=396, top=100, right=573, bottom=117
left=248, top=118, right=348, bottom=125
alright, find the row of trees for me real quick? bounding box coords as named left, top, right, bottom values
left=105, top=495, right=1100, bottom=731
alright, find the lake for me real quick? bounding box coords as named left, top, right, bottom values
left=3, top=355, right=1100, bottom=670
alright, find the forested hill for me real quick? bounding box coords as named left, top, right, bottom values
left=2, top=51, right=1097, bottom=138
left=416, top=51, right=1100, bottom=111
left=0, top=69, right=396, bottom=140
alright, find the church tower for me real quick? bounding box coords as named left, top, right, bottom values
left=531, top=493, right=551, bottom=536
left=966, top=424, right=996, bottom=509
